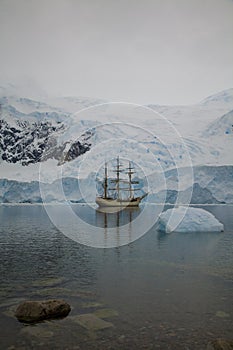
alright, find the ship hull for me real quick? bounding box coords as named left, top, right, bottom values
left=96, top=197, right=142, bottom=207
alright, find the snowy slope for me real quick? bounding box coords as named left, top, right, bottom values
left=200, top=110, right=233, bottom=165
left=0, top=96, right=64, bottom=115
left=148, top=88, right=233, bottom=137
left=203, top=110, right=233, bottom=136
left=200, top=88, right=233, bottom=108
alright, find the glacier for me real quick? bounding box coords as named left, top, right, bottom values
left=0, top=177, right=81, bottom=203
left=148, top=165, right=233, bottom=204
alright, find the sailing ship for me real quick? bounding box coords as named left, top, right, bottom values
left=96, top=157, right=147, bottom=207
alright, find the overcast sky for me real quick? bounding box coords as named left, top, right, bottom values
left=0, top=0, right=233, bottom=105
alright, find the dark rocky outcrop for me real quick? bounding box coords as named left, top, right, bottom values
left=15, top=299, right=71, bottom=323
left=0, top=118, right=93, bottom=165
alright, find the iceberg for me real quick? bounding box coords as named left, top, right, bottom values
left=158, top=206, right=224, bottom=233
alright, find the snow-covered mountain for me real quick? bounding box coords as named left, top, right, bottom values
left=0, top=85, right=232, bottom=203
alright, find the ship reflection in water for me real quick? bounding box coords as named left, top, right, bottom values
left=95, top=206, right=140, bottom=246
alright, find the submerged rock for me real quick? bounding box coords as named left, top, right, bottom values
left=71, top=313, right=113, bottom=331
left=20, top=325, right=54, bottom=338
left=15, top=299, right=71, bottom=323
left=94, top=308, right=119, bottom=319
left=215, top=311, right=230, bottom=318
left=81, top=301, right=104, bottom=309
left=207, top=339, right=233, bottom=350
left=31, top=277, right=65, bottom=288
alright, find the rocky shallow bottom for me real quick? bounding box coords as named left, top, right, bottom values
left=0, top=277, right=232, bottom=350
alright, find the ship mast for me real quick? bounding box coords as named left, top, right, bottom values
left=116, top=156, right=120, bottom=199
left=126, top=161, right=139, bottom=199
left=110, top=156, right=123, bottom=199
left=128, top=161, right=133, bottom=199
left=104, top=162, right=108, bottom=199
left=109, top=157, right=140, bottom=200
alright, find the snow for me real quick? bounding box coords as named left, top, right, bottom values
left=200, top=88, right=233, bottom=108
left=203, top=110, right=233, bottom=137
left=158, top=206, right=224, bottom=233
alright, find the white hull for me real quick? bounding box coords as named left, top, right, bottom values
left=96, top=196, right=142, bottom=207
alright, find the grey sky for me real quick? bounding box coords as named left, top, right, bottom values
left=0, top=0, right=233, bottom=105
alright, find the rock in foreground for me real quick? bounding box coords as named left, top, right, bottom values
left=158, top=206, right=224, bottom=233
left=15, top=299, right=71, bottom=323
left=207, top=339, right=233, bottom=350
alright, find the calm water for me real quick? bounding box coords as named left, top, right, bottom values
left=0, top=204, right=232, bottom=350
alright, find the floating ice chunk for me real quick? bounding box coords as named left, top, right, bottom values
left=158, top=206, right=224, bottom=233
